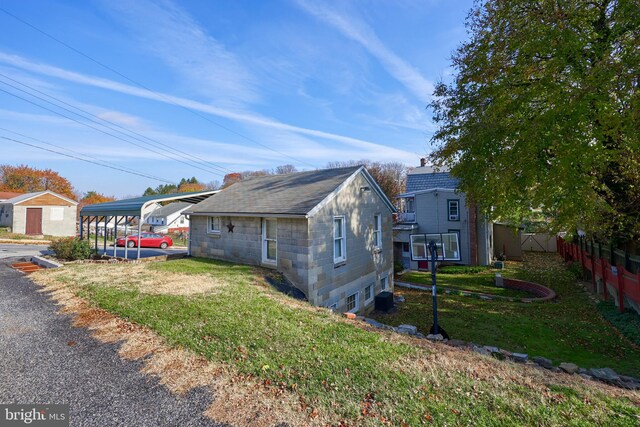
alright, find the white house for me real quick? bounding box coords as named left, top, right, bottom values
left=146, top=202, right=191, bottom=234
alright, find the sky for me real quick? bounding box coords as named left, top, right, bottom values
left=0, top=0, right=474, bottom=197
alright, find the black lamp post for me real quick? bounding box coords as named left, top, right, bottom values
left=428, top=240, right=440, bottom=335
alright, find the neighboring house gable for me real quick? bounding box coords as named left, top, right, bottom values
left=146, top=202, right=191, bottom=233
left=186, top=166, right=396, bottom=313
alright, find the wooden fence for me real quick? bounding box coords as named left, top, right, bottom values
left=557, top=236, right=640, bottom=314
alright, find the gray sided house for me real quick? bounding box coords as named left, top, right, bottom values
left=0, top=190, right=78, bottom=236
left=394, top=163, right=493, bottom=269
left=185, top=166, right=396, bottom=314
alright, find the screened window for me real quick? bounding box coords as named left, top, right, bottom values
left=346, top=293, right=358, bottom=312
left=333, top=216, right=346, bottom=263
left=262, top=219, right=277, bottom=264
left=208, top=216, right=221, bottom=233
left=448, top=200, right=460, bottom=221
left=373, top=214, right=382, bottom=248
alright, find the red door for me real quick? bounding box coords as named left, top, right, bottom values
left=25, top=208, right=43, bottom=235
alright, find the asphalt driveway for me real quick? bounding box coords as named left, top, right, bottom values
left=0, top=260, right=222, bottom=427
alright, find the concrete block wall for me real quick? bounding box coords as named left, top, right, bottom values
left=308, top=173, right=394, bottom=313
left=11, top=205, right=76, bottom=236
left=190, top=216, right=262, bottom=265
left=190, top=215, right=311, bottom=296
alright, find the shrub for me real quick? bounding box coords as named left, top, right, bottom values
left=438, top=265, right=492, bottom=274
left=566, top=261, right=583, bottom=280
left=49, top=237, right=93, bottom=261
left=394, top=261, right=405, bottom=274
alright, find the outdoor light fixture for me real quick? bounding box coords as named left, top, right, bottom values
left=360, top=186, right=371, bottom=192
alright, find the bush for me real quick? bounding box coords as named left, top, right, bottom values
left=566, top=261, right=583, bottom=280
left=597, top=300, right=640, bottom=347
left=394, top=261, right=405, bottom=274
left=438, top=265, right=492, bottom=274
left=49, top=237, right=93, bottom=261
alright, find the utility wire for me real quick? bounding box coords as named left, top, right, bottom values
left=0, top=79, right=226, bottom=177
left=0, top=86, right=226, bottom=178
left=0, top=6, right=317, bottom=168
left=1, top=135, right=176, bottom=184
left=0, top=126, right=170, bottom=183
left=0, top=72, right=232, bottom=175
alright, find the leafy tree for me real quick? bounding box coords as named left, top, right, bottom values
left=327, top=160, right=407, bottom=204
left=80, top=191, right=115, bottom=206
left=430, top=0, right=640, bottom=242
left=222, top=173, right=243, bottom=188
left=0, top=164, right=76, bottom=199
left=178, top=182, right=205, bottom=192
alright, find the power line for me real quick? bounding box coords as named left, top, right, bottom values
left=1, top=135, right=176, bottom=184
left=0, top=79, right=227, bottom=177
left=0, top=6, right=317, bottom=168
left=0, top=86, right=227, bottom=178
left=0, top=126, right=170, bottom=183
left=0, top=72, right=233, bottom=175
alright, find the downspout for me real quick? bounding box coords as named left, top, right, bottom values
left=186, top=214, right=191, bottom=256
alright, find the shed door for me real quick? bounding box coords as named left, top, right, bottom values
left=26, top=208, right=43, bottom=235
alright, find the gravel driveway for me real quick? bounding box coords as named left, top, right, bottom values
left=0, top=260, right=224, bottom=427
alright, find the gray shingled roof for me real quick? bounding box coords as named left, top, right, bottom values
left=187, top=166, right=363, bottom=216
left=406, top=172, right=459, bottom=193
left=149, top=202, right=191, bottom=218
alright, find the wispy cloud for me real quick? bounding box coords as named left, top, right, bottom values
left=0, top=52, right=416, bottom=163
left=293, top=0, right=434, bottom=105
left=100, top=0, right=259, bottom=108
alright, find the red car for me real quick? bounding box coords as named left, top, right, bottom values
left=116, top=233, right=173, bottom=249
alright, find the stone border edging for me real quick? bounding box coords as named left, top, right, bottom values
left=343, top=313, right=640, bottom=390
left=395, top=278, right=556, bottom=303
left=31, top=256, right=63, bottom=269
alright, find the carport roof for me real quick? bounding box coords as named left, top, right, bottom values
left=80, top=190, right=218, bottom=217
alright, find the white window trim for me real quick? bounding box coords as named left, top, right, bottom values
left=380, top=274, right=389, bottom=291
left=364, top=284, right=374, bottom=305
left=262, top=218, right=277, bottom=265
left=448, top=200, right=460, bottom=221
left=333, top=215, right=347, bottom=264
left=373, top=214, right=382, bottom=248
left=208, top=216, right=221, bottom=234
left=346, top=292, right=359, bottom=313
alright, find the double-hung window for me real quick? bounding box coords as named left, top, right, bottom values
left=208, top=216, right=221, bottom=233
left=380, top=275, right=388, bottom=291
left=262, top=218, right=277, bottom=264
left=364, top=284, right=374, bottom=304
left=346, top=292, right=358, bottom=312
left=373, top=214, right=382, bottom=248
left=448, top=200, right=460, bottom=221
left=333, top=216, right=346, bottom=264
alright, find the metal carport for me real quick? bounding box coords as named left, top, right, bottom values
left=79, top=190, right=218, bottom=259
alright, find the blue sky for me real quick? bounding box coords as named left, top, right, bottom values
left=0, top=0, right=473, bottom=197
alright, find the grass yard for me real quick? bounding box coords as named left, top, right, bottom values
left=32, top=256, right=640, bottom=426
left=398, top=263, right=530, bottom=298
left=375, top=253, right=640, bottom=378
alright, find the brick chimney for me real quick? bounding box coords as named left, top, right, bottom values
left=420, top=158, right=426, bottom=167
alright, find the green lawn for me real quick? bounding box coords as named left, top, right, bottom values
left=398, top=264, right=530, bottom=298
left=375, top=253, right=640, bottom=377
left=35, top=257, right=640, bottom=425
